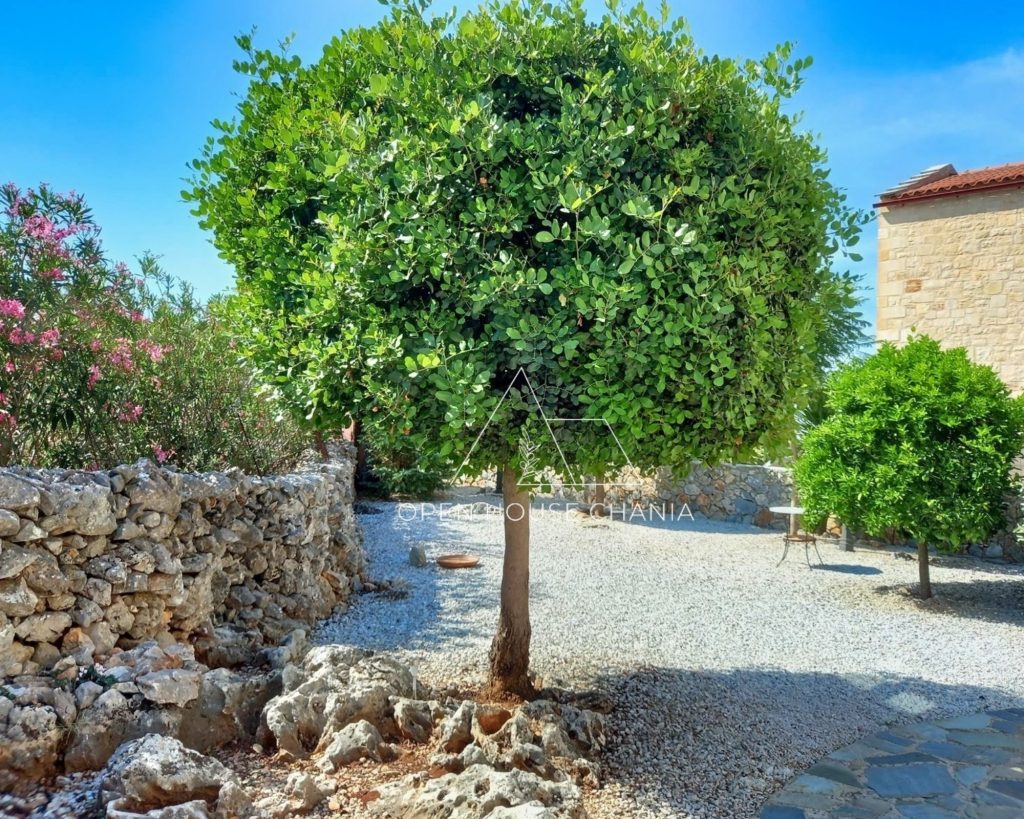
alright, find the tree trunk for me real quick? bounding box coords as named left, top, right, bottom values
left=495, top=466, right=504, bottom=495
left=592, top=476, right=606, bottom=517
left=313, top=430, right=330, bottom=462
left=489, top=466, right=534, bottom=697
left=917, top=541, right=932, bottom=599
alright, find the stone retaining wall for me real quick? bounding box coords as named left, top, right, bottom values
left=0, top=450, right=365, bottom=679
left=493, top=462, right=795, bottom=528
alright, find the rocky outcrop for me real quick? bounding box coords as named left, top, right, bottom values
left=0, top=450, right=363, bottom=681
left=259, top=645, right=425, bottom=757
left=258, top=648, right=604, bottom=819
left=99, top=734, right=254, bottom=818
left=369, top=765, right=586, bottom=819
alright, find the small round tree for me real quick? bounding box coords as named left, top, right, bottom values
left=796, top=336, right=1024, bottom=598
left=187, top=0, right=862, bottom=694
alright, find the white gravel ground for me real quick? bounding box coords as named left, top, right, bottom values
left=316, top=494, right=1024, bottom=818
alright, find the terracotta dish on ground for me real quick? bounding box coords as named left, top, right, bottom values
left=436, top=554, right=480, bottom=569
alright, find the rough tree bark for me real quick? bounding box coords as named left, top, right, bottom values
left=489, top=465, right=534, bottom=697
left=592, top=477, right=607, bottom=517
left=313, top=430, right=330, bottom=462
left=917, top=541, right=932, bottom=599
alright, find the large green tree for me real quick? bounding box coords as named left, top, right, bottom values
left=187, top=0, right=862, bottom=694
left=796, top=336, right=1024, bottom=598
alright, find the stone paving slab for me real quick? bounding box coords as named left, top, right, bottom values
left=760, top=710, right=1024, bottom=818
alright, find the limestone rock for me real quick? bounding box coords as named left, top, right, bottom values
left=46, top=482, right=117, bottom=536
left=0, top=475, right=40, bottom=511
left=178, top=667, right=279, bottom=752
left=137, top=669, right=202, bottom=707
left=393, top=697, right=436, bottom=743
left=318, top=720, right=391, bottom=772
left=438, top=701, right=475, bottom=754
left=368, top=765, right=585, bottom=819
left=254, top=771, right=325, bottom=818
left=99, top=734, right=248, bottom=817
left=0, top=509, right=21, bottom=537
left=0, top=545, right=41, bottom=579
left=0, top=698, right=67, bottom=793
left=0, top=577, right=38, bottom=617
left=260, top=645, right=425, bottom=757
left=65, top=689, right=137, bottom=772
left=14, top=612, right=72, bottom=644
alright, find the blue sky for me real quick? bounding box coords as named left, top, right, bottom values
left=4, top=2, right=1024, bottom=333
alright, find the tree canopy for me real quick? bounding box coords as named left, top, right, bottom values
left=186, top=0, right=864, bottom=482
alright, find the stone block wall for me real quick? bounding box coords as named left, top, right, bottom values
left=876, top=187, right=1024, bottom=392
left=0, top=450, right=364, bottom=679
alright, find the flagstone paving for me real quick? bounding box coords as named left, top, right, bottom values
left=761, top=708, right=1024, bottom=818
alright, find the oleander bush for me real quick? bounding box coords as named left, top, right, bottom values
left=796, top=335, right=1024, bottom=596
left=0, top=182, right=306, bottom=472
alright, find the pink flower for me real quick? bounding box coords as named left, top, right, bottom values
left=116, top=403, right=143, bottom=422
left=87, top=365, right=102, bottom=390
left=137, top=339, right=168, bottom=363
left=3, top=361, right=14, bottom=374
left=152, top=443, right=173, bottom=464
left=108, top=338, right=135, bottom=372
left=39, top=328, right=60, bottom=347
left=22, top=213, right=54, bottom=239
left=0, top=299, right=25, bottom=320
left=7, top=327, right=35, bottom=345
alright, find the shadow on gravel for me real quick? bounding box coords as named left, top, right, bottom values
left=590, top=665, right=1023, bottom=819
left=811, top=563, right=883, bottom=575
left=873, top=577, right=1024, bottom=627
left=318, top=496, right=506, bottom=655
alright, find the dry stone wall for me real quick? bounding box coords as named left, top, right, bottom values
left=492, top=462, right=795, bottom=528
left=0, top=450, right=364, bottom=679
left=588, top=463, right=794, bottom=527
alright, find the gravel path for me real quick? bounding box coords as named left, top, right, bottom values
left=316, top=495, right=1024, bottom=818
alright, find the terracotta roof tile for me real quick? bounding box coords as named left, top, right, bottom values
left=878, top=161, right=1024, bottom=205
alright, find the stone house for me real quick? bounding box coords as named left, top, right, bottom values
left=875, top=161, right=1024, bottom=392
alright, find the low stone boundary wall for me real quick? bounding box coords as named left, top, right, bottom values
left=463, top=462, right=794, bottom=528
left=582, top=463, right=794, bottom=527
left=0, top=450, right=365, bottom=679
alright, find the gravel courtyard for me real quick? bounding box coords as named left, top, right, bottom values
left=316, top=496, right=1024, bottom=818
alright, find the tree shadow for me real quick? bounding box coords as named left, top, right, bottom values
left=873, top=576, right=1024, bottom=627
left=316, top=495, right=521, bottom=665
left=810, top=563, right=883, bottom=576
left=587, top=665, right=1024, bottom=819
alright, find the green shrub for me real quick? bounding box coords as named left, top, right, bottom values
left=796, top=335, right=1024, bottom=595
